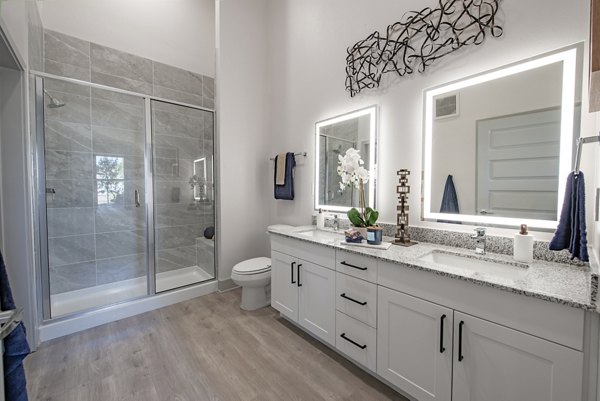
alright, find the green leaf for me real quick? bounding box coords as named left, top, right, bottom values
left=347, top=208, right=366, bottom=227
left=365, top=208, right=379, bottom=226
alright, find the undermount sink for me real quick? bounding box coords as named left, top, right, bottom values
left=295, top=228, right=342, bottom=240
left=418, top=250, right=528, bottom=279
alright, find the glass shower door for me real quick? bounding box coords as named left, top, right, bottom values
left=151, top=100, right=215, bottom=292
left=41, top=77, right=148, bottom=317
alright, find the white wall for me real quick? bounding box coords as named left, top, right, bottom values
left=0, top=0, right=29, bottom=66
left=38, top=0, right=215, bottom=76
left=266, top=0, right=597, bottom=243
left=216, top=0, right=271, bottom=284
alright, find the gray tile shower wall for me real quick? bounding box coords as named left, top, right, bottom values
left=43, top=29, right=215, bottom=294
left=43, top=29, right=213, bottom=108
left=152, top=102, right=214, bottom=276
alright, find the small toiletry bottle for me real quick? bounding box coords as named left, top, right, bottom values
left=514, top=224, right=534, bottom=263
left=317, top=208, right=325, bottom=230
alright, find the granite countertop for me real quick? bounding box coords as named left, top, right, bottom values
left=268, top=225, right=597, bottom=311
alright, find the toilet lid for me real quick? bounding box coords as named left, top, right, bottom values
left=233, top=257, right=271, bottom=275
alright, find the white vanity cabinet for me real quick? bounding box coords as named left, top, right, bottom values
left=271, top=237, right=336, bottom=346
left=377, top=286, right=453, bottom=401
left=452, top=312, right=583, bottom=401
left=271, top=250, right=299, bottom=321
left=377, top=285, right=583, bottom=401
left=269, top=233, right=592, bottom=401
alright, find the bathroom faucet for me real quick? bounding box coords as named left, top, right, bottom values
left=333, top=214, right=339, bottom=231
left=471, top=228, right=486, bottom=255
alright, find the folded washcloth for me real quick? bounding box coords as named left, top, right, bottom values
left=0, top=250, right=30, bottom=401
left=275, top=152, right=286, bottom=185
left=549, top=171, right=589, bottom=262
left=274, top=153, right=296, bottom=200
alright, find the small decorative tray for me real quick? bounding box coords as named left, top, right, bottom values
left=339, top=240, right=392, bottom=250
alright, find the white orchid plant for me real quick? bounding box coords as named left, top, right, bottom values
left=337, top=148, right=378, bottom=227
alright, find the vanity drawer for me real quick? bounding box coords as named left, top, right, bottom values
left=336, top=311, right=377, bottom=372
left=336, top=272, right=377, bottom=328
left=336, top=250, right=377, bottom=283
left=271, top=235, right=335, bottom=269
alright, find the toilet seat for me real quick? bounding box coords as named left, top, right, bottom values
left=233, top=257, right=271, bottom=275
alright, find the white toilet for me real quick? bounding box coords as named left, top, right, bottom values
left=231, top=257, right=272, bottom=311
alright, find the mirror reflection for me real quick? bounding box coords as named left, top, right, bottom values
left=315, top=106, right=377, bottom=211
left=423, top=46, right=582, bottom=228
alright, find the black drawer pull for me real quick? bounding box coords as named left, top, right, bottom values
left=340, top=261, right=367, bottom=271
left=458, top=320, right=465, bottom=362
left=340, top=333, right=367, bottom=349
left=290, top=262, right=296, bottom=284
left=297, top=264, right=302, bottom=287
left=340, top=293, right=367, bottom=306
left=440, top=314, right=446, bottom=353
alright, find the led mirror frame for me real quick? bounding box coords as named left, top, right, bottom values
left=314, top=105, right=378, bottom=213
left=423, top=47, right=578, bottom=229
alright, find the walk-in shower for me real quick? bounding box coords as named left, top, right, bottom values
left=34, top=74, right=216, bottom=320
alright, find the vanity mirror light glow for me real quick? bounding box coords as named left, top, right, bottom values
left=315, top=105, right=378, bottom=213
left=423, top=46, right=579, bottom=229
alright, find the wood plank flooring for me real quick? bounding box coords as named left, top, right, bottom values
left=25, top=289, right=408, bottom=401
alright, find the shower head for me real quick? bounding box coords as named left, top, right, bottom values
left=43, top=90, right=65, bottom=108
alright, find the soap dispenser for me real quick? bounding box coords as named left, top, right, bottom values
left=316, top=208, right=325, bottom=230
left=514, top=224, right=534, bottom=263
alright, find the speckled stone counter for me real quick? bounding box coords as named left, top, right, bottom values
left=268, top=225, right=597, bottom=311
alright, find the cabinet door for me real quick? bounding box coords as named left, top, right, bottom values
left=298, top=260, right=336, bottom=345
left=452, top=312, right=583, bottom=401
left=377, top=287, right=453, bottom=401
left=270, top=250, right=298, bottom=322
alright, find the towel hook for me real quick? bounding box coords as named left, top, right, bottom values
left=573, top=133, right=600, bottom=174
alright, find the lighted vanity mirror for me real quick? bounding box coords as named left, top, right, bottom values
left=315, top=106, right=378, bottom=212
left=423, top=44, right=582, bottom=229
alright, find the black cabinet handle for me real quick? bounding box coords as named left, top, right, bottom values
left=297, top=264, right=302, bottom=287
left=340, top=261, right=367, bottom=271
left=340, top=333, right=367, bottom=349
left=340, top=293, right=367, bottom=306
left=290, top=262, right=296, bottom=284
left=440, top=314, right=446, bottom=353
left=458, top=320, right=465, bottom=361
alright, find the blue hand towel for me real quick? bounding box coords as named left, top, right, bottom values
left=0, top=250, right=30, bottom=401
left=549, top=171, right=589, bottom=262
left=440, top=175, right=460, bottom=214
left=274, top=153, right=296, bottom=200
left=438, top=175, right=461, bottom=224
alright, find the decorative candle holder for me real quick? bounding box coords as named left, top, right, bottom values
left=393, top=169, right=417, bottom=247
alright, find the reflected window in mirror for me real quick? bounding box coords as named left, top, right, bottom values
left=315, top=106, right=378, bottom=212
left=423, top=44, right=582, bottom=229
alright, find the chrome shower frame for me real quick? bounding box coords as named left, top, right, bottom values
left=31, top=71, right=218, bottom=323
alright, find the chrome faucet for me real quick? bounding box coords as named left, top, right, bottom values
left=471, top=227, right=486, bottom=254
left=333, top=214, right=339, bottom=231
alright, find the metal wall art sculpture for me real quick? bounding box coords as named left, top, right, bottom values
left=345, top=0, right=503, bottom=97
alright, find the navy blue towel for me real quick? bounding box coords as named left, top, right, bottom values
left=549, top=172, right=589, bottom=262
left=440, top=175, right=460, bottom=214
left=438, top=175, right=461, bottom=224
left=274, top=153, right=296, bottom=200
left=0, top=250, right=30, bottom=401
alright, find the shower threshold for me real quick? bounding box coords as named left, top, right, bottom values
left=50, top=266, right=214, bottom=318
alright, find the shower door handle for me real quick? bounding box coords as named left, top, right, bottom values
left=134, top=189, right=141, bottom=207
